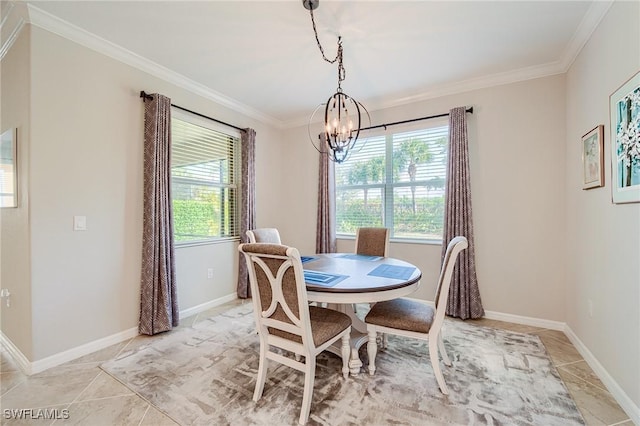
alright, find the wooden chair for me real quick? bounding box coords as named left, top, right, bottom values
left=246, top=228, right=282, bottom=244
left=238, top=243, right=352, bottom=425
left=364, top=236, right=468, bottom=395
left=355, top=227, right=389, bottom=257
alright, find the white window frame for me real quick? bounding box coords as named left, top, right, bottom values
left=171, top=109, right=241, bottom=246
left=335, top=119, right=449, bottom=244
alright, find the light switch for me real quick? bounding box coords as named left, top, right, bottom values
left=73, top=215, right=87, bottom=231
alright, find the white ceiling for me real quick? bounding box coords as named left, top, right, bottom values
left=22, top=0, right=611, bottom=127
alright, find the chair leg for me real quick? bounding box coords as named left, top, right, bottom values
left=382, top=333, right=388, bottom=349
left=253, top=343, right=268, bottom=402
left=438, top=333, right=452, bottom=366
left=367, top=328, right=378, bottom=375
left=341, top=333, right=350, bottom=378
left=429, top=337, right=448, bottom=395
left=299, top=357, right=316, bottom=425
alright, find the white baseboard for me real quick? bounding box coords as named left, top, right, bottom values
left=403, top=297, right=565, bottom=331
left=482, top=309, right=565, bottom=331
left=1, top=293, right=238, bottom=375
left=179, top=292, right=238, bottom=319
left=564, top=325, right=640, bottom=425
left=0, top=331, right=33, bottom=375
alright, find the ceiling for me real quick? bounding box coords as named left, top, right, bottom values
left=21, top=0, right=611, bottom=128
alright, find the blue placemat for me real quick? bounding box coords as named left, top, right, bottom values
left=338, top=254, right=383, bottom=262
left=300, top=256, right=318, bottom=264
left=367, top=264, right=416, bottom=280
left=303, top=270, right=348, bottom=287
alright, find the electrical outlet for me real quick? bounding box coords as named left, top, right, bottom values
left=207, top=268, right=213, bottom=279
left=588, top=300, right=593, bottom=317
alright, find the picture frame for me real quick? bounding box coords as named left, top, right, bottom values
left=0, top=128, right=18, bottom=208
left=581, top=125, right=604, bottom=189
left=609, top=71, right=640, bottom=203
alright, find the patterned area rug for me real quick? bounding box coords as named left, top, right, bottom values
left=101, top=303, right=584, bottom=425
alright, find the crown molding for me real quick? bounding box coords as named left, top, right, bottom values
left=24, top=1, right=612, bottom=131
left=0, top=2, right=26, bottom=61
left=285, top=1, right=613, bottom=129
left=559, top=0, right=614, bottom=72
left=25, top=4, right=284, bottom=129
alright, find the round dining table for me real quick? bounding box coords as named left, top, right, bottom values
left=302, top=253, right=422, bottom=374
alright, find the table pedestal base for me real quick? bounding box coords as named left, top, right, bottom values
left=324, top=303, right=369, bottom=375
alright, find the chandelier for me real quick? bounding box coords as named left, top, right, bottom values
left=303, top=0, right=370, bottom=163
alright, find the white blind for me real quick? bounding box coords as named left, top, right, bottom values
left=171, top=116, right=240, bottom=243
left=335, top=124, right=449, bottom=241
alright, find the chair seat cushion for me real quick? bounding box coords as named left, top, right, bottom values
left=365, top=298, right=435, bottom=333
left=270, top=306, right=351, bottom=347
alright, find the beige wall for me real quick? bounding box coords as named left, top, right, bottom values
left=280, top=75, right=568, bottom=321
left=20, top=25, right=283, bottom=361
left=1, top=27, right=33, bottom=360
left=565, top=1, right=640, bottom=408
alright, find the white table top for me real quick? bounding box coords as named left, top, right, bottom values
left=303, top=253, right=422, bottom=304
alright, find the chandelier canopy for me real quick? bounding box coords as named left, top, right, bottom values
left=303, top=0, right=370, bottom=163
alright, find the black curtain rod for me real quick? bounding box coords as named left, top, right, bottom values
left=361, top=106, right=473, bottom=132
left=139, top=91, right=245, bottom=133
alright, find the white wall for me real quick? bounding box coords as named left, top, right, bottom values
left=15, top=25, right=283, bottom=361
left=279, top=75, right=568, bottom=321
left=565, top=0, right=640, bottom=410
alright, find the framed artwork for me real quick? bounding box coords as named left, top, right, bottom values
left=0, top=128, right=17, bottom=208
left=581, top=125, right=604, bottom=189
left=609, top=71, right=640, bottom=203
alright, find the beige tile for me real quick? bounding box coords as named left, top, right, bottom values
left=139, top=405, right=180, bottom=426
left=456, top=317, right=546, bottom=334
left=1, top=370, right=27, bottom=396
left=62, top=395, right=148, bottom=426
left=1, top=364, right=100, bottom=408
left=537, top=332, right=583, bottom=365
left=559, top=361, right=607, bottom=391
left=75, top=372, right=134, bottom=401
left=62, top=341, right=132, bottom=366
left=558, top=369, right=630, bottom=425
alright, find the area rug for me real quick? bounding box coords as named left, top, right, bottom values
left=101, top=303, right=584, bottom=425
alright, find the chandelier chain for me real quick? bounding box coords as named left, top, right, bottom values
left=309, top=8, right=346, bottom=88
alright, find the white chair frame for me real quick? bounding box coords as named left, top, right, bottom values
left=240, top=244, right=351, bottom=425
left=246, top=228, right=281, bottom=244
left=365, top=236, right=468, bottom=395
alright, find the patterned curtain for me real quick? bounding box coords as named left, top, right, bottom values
left=316, top=141, right=336, bottom=253
left=139, top=93, right=179, bottom=335
left=237, top=128, right=256, bottom=298
left=442, top=106, right=484, bottom=320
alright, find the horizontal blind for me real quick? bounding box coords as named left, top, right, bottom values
left=335, top=124, right=449, bottom=241
left=171, top=117, right=240, bottom=243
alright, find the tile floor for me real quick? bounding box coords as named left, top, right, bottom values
left=0, top=299, right=632, bottom=425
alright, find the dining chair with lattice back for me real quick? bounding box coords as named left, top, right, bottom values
left=355, top=227, right=389, bottom=257
left=238, top=243, right=352, bottom=425
left=364, top=236, right=469, bottom=395
left=246, top=228, right=282, bottom=244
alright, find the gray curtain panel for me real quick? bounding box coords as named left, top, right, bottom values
left=237, top=128, right=256, bottom=299
left=442, top=106, right=484, bottom=320
left=139, top=93, right=179, bottom=335
left=316, top=141, right=337, bottom=253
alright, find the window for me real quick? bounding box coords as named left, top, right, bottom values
left=335, top=123, right=448, bottom=242
left=171, top=110, right=240, bottom=244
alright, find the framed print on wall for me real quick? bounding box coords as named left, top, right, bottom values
left=610, top=70, right=640, bottom=203
left=581, top=125, right=604, bottom=189
left=0, top=128, right=18, bottom=208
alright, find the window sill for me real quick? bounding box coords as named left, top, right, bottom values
left=175, top=237, right=240, bottom=249
left=336, top=236, right=442, bottom=246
